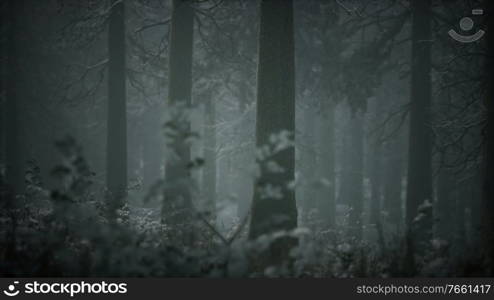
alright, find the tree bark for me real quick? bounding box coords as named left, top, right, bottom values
left=249, top=0, right=297, bottom=241
left=4, top=0, right=24, bottom=203
left=106, top=0, right=127, bottom=216
left=348, top=109, right=364, bottom=240
left=316, top=100, right=336, bottom=229
left=202, top=97, right=216, bottom=221
left=405, top=0, right=433, bottom=246
left=141, top=108, right=162, bottom=195
left=162, top=0, right=194, bottom=224
left=469, top=169, right=482, bottom=245
left=369, top=139, right=382, bottom=226
left=340, top=106, right=365, bottom=240
left=300, top=106, right=317, bottom=227
left=436, top=167, right=456, bottom=241
left=481, top=0, right=494, bottom=276
left=0, top=1, right=5, bottom=184
left=456, top=182, right=466, bottom=245
left=383, top=137, right=403, bottom=233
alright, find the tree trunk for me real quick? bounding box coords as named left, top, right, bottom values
left=0, top=0, right=5, bottom=186
left=481, top=0, right=494, bottom=276
left=106, top=0, right=127, bottom=216
left=249, top=0, right=297, bottom=242
left=4, top=0, right=24, bottom=203
left=316, top=100, right=336, bottom=229
left=435, top=167, right=456, bottom=241
left=383, top=137, right=403, bottom=234
left=162, top=0, right=194, bottom=225
left=141, top=108, right=162, bottom=195
left=405, top=0, right=433, bottom=247
left=348, top=109, right=364, bottom=240
left=456, top=181, right=466, bottom=245
left=202, top=97, right=216, bottom=221
left=369, top=139, right=382, bottom=226
left=469, top=169, right=482, bottom=245
left=300, top=106, right=317, bottom=227
left=234, top=71, right=255, bottom=220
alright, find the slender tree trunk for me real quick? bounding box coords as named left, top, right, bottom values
left=481, top=0, right=494, bottom=276
left=300, top=106, right=317, bottom=227
left=106, top=0, right=127, bottom=216
left=127, top=117, right=140, bottom=196
left=3, top=0, right=23, bottom=264
left=218, top=144, right=232, bottom=209
left=162, top=0, right=194, bottom=225
left=0, top=1, right=5, bottom=182
left=236, top=148, right=254, bottom=220
left=470, top=169, right=482, bottom=244
left=348, top=109, right=364, bottom=240
left=456, top=182, right=466, bottom=245
left=202, top=97, right=216, bottom=220
left=435, top=167, right=455, bottom=241
left=236, top=72, right=255, bottom=220
left=226, top=102, right=252, bottom=226
left=370, top=140, right=382, bottom=226
left=383, top=137, right=403, bottom=233
left=249, top=0, right=297, bottom=242
left=406, top=0, right=433, bottom=247
left=141, top=108, right=162, bottom=194
left=4, top=0, right=24, bottom=203
left=317, top=100, right=336, bottom=229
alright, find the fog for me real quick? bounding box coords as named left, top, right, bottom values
left=0, top=0, right=492, bottom=277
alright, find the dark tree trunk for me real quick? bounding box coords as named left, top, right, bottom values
left=317, top=100, right=336, bottom=229
left=141, top=108, right=162, bottom=194
left=235, top=72, right=255, bottom=220
left=383, top=137, right=403, bottom=233
left=370, top=139, right=382, bottom=226
left=348, top=109, right=364, bottom=240
left=405, top=0, right=433, bottom=246
left=436, top=168, right=456, bottom=241
left=4, top=0, right=24, bottom=203
left=340, top=107, right=365, bottom=240
left=202, top=97, right=216, bottom=220
left=249, top=0, right=297, bottom=241
left=0, top=1, right=5, bottom=184
left=481, top=0, right=494, bottom=276
left=106, top=0, right=127, bottom=216
left=469, top=170, right=482, bottom=244
left=218, top=144, right=232, bottom=210
left=162, top=0, right=194, bottom=224
left=456, top=182, right=466, bottom=245
left=300, top=106, right=317, bottom=227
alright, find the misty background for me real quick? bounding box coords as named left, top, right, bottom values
left=0, top=0, right=493, bottom=277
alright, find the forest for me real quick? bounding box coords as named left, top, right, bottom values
left=0, top=0, right=493, bottom=277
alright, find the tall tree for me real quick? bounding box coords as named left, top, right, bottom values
left=470, top=169, right=482, bottom=244
left=369, top=135, right=383, bottom=226
left=405, top=0, right=433, bottom=246
left=4, top=0, right=24, bottom=203
left=314, top=0, right=342, bottom=230
left=316, top=100, right=336, bottom=229
left=299, top=105, right=317, bottom=227
left=163, top=0, right=194, bottom=224
left=106, top=0, right=127, bottom=216
left=249, top=0, right=297, bottom=243
left=436, top=167, right=456, bottom=240
left=141, top=108, right=163, bottom=194
left=346, top=109, right=365, bottom=240
left=456, top=182, right=466, bottom=244
left=383, top=136, right=404, bottom=233
left=202, top=95, right=216, bottom=220
left=481, top=0, right=494, bottom=276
